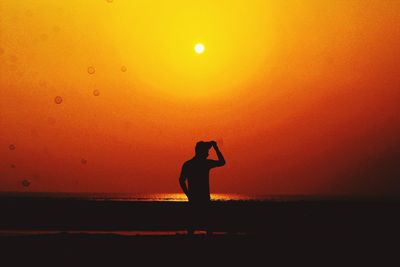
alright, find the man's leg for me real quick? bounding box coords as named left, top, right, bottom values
left=187, top=202, right=196, bottom=235
left=203, top=201, right=213, bottom=235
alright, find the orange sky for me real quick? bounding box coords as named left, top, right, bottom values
left=1, top=0, right=400, bottom=195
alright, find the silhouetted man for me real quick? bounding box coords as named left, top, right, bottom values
left=179, top=140, right=225, bottom=234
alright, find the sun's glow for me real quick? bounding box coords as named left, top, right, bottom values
left=194, top=43, right=205, bottom=54
left=109, top=1, right=273, bottom=99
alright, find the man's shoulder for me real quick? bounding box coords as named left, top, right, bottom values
left=182, top=159, right=194, bottom=167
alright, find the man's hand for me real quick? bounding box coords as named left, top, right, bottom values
left=209, top=140, right=225, bottom=167
left=210, top=140, right=217, bottom=148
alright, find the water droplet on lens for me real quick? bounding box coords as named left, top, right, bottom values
left=54, top=96, right=63, bottom=104
left=22, top=179, right=31, bottom=187
left=121, top=66, right=127, bottom=72
left=9, top=144, right=16, bottom=150
left=93, top=89, right=100, bottom=96
left=87, top=66, right=95, bottom=74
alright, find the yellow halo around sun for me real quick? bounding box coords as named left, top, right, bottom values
left=194, top=43, right=205, bottom=54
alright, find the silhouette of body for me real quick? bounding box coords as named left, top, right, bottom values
left=179, top=141, right=225, bottom=234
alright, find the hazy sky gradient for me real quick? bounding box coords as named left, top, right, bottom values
left=1, top=0, right=399, bottom=195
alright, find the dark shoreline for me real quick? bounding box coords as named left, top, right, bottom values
left=1, top=196, right=399, bottom=264
left=1, top=195, right=399, bottom=232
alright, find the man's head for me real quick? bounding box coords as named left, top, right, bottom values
left=195, top=141, right=212, bottom=159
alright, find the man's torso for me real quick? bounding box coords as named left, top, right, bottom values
left=184, top=159, right=212, bottom=202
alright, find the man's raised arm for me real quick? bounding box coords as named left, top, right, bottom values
left=211, top=141, right=225, bottom=166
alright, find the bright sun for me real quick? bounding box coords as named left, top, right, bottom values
left=194, top=43, right=205, bottom=54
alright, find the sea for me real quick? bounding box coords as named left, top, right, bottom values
left=0, top=192, right=327, bottom=202
left=0, top=192, right=262, bottom=203
left=0, top=191, right=390, bottom=202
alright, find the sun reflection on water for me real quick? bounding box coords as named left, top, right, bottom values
left=146, top=193, right=250, bottom=202
left=95, top=193, right=251, bottom=202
